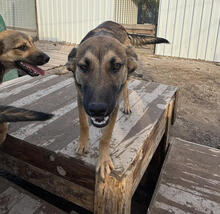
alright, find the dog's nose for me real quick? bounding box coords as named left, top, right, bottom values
left=37, top=53, right=50, bottom=64
left=88, top=103, right=108, bottom=116
left=42, top=53, right=50, bottom=63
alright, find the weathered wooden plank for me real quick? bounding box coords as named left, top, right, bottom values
left=0, top=75, right=56, bottom=100
left=123, top=24, right=155, bottom=43
left=94, top=86, right=177, bottom=214
left=171, top=90, right=178, bottom=125
left=148, top=138, right=220, bottom=214
left=0, top=75, right=178, bottom=212
left=161, top=98, right=175, bottom=153
left=94, top=174, right=133, bottom=214
left=94, top=104, right=169, bottom=214
left=0, top=135, right=95, bottom=191
left=0, top=176, right=66, bottom=214
left=0, top=75, right=33, bottom=90
left=59, top=82, right=177, bottom=178
left=9, top=78, right=73, bottom=108
left=1, top=76, right=177, bottom=178
left=0, top=151, right=94, bottom=211
left=123, top=24, right=155, bottom=31
left=131, top=108, right=167, bottom=195
left=2, top=75, right=72, bottom=106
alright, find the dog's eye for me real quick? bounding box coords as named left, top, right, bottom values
left=112, top=63, right=122, bottom=73
left=78, top=64, right=88, bottom=73
left=16, top=45, right=28, bottom=51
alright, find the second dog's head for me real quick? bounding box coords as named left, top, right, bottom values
left=0, top=30, right=50, bottom=76
left=67, top=36, right=138, bottom=128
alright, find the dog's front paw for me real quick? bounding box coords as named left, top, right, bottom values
left=96, top=155, right=114, bottom=180
left=75, top=141, right=88, bottom=155
left=123, top=106, right=132, bottom=114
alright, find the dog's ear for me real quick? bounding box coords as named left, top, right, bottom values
left=66, top=48, right=77, bottom=73
left=0, top=40, right=4, bottom=55
left=126, top=46, right=138, bottom=75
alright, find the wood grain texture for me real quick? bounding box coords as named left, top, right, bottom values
left=0, top=75, right=177, bottom=175
left=94, top=88, right=177, bottom=214
left=94, top=175, right=133, bottom=214
left=0, top=176, right=66, bottom=214
left=0, top=135, right=95, bottom=190
left=0, top=75, right=178, bottom=212
left=0, top=151, right=94, bottom=211
left=148, top=138, right=220, bottom=214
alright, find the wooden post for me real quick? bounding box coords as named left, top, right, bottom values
left=158, top=97, right=175, bottom=164
left=171, top=90, right=179, bottom=125
left=94, top=174, right=132, bottom=214
left=164, top=99, right=175, bottom=150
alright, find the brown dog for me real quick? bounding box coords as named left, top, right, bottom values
left=0, top=30, right=52, bottom=144
left=67, top=21, right=168, bottom=179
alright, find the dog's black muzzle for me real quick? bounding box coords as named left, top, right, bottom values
left=26, top=52, right=50, bottom=66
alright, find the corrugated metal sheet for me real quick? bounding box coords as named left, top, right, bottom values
left=0, top=0, right=36, bottom=31
left=114, top=0, right=138, bottom=24
left=37, top=0, right=114, bottom=43
left=37, top=0, right=137, bottom=44
left=156, top=0, right=220, bottom=62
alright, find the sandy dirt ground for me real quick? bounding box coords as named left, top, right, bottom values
left=135, top=50, right=220, bottom=148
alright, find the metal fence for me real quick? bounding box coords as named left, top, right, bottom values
left=36, top=0, right=138, bottom=44
left=114, top=0, right=138, bottom=25
left=0, top=0, right=36, bottom=31
left=156, top=0, right=220, bottom=62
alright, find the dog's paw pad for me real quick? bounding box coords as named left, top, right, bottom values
left=96, top=157, right=114, bottom=180
left=75, top=144, right=88, bottom=155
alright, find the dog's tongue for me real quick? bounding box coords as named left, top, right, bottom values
left=23, top=62, right=45, bottom=75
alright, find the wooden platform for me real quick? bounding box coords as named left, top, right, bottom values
left=0, top=74, right=178, bottom=213
left=0, top=176, right=66, bottom=214
left=148, top=138, right=220, bottom=214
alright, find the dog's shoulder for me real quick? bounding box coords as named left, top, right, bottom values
left=80, top=21, right=130, bottom=45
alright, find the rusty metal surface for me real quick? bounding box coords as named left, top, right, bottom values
left=148, top=137, right=220, bottom=214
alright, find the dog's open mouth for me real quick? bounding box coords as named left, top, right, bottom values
left=90, top=116, right=109, bottom=128
left=16, top=61, right=45, bottom=76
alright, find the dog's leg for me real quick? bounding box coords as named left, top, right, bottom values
left=0, top=122, right=8, bottom=145
left=97, top=105, right=119, bottom=180
left=76, top=95, right=89, bottom=154
left=123, top=80, right=131, bottom=114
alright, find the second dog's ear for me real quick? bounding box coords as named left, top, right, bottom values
left=126, top=46, right=138, bottom=75
left=66, top=48, right=77, bottom=72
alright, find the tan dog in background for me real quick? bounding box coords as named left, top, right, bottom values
left=0, top=30, right=52, bottom=144
left=67, top=21, right=169, bottom=179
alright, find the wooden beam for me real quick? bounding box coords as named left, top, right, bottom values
left=0, top=151, right=94, bottom=211
left=0, top=135, right=95, bottom=190
left=94, top=175, right=133, bottom=214
left=94, top=106, right=169, bottom=213
left=171, top=90, right=179, bottom=125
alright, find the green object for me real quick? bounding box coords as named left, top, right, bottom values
left=0, top=14, right=19, bottom=82
left=3, top=69, right=19, bottom=81
left=0, top=15, right=6, bottom=32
